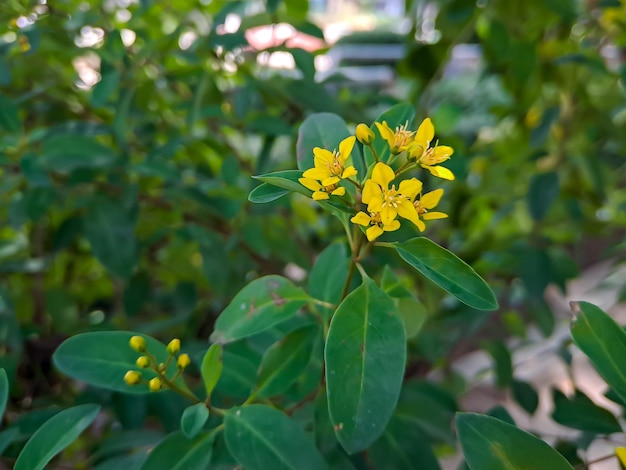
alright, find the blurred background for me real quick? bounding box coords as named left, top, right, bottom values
left=1, top=0, right=626, bottom=468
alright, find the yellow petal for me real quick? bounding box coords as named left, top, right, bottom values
left=303, top=167, right=329, bottom=180
left=313, top=147, right=334, bottom=164
left=331, top=187, right=345, bottom=196
left=342, top=166, right=358, bottom=178
left=299, top=177, right=321, bottom=191
left=398, top=178, right=423, bottom=200
left=423, top=164, right=455, bottom=181
left=322, top=176, right=340, bottom=186
left=421, top=188, right=444, bottom=209
left=415, top=218, right=426, bottom=232
left=312, top=191, right=329, bottom=200
left=415, top=118, right=434, bottom=149
left=433, top=145, right=454, bottom=160
left=380, top=205, right=397, bottom=226
left=422, top=211, right=448, bottom=220
left=366, top=225, right=384, bottom=241
left=616, top=447, right=626, bottom=467
left=338, top=136, right=356, bottom=162
left=375, top=121, right=394, bottom=145
left=397, top=199, right=421, bottom=226
left=351, top=211, right=371, bottom=226
left=362, top=180, right=382, bottom=205
left=382, top=219, right=401, bottom=232
left=371, top=162, right=395, bottom=188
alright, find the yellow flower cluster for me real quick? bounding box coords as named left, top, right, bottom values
left=124, top=336, right=191, bottom=391
left=299, top=118, right=453, bottom=241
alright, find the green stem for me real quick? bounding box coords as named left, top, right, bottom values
left=340, top=261, right=356, bottom=301
left=155, top=368, right=202, bottom=404
left=367, top=143, right=380, bottom=163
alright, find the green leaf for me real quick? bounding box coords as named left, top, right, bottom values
left=571, top=301, right=626, bottom=405
left=382, top=267, right=427, bottom=339
left=368, top=416, right=441, bottom=470
left=482, top=340, right=513, bottom=388
left=0, top=427, right=18, bottom=456
left=214, top=350, right=258, bottom=398
left=325, top=277, right=406, bottom=454
left=139, top=431, right=214, bottom=470
left=210, top=275, right=310, bottom=344
left=551, top=389, right=621, bottom=434
left=248, top=183, right=290, bottom=203
left=201, top=343, right=223, bottom=398
left=512, top=380, right=539, bottom=415
left=253, top=170, right=308, bottom=197
left=40, top=134, right=117, bottom=172
left=296, top=113, right=352, bottom=171
left=394, top=238, right=498, bottom=311
left=224, top=404, right=328, bottom=470
left=308, top=242, right=349, bottom=306
left=83, top=196, right=138, bottom=279
left=364, top=103, right=415, bottom=167
left=256, top=325, right=318, bottom=398
left=53, top=331, right=187, bottom=394
left=0, top=95, right=20, bottom=133
left=456, top=413, right=574, bottom=470
left=180, top=404, right=210, bottom=439
left=0, top=369, right=8, bottom=423
left=527, top=172, right=559, bottom=221
left=14, top=404, right=101, bottom=470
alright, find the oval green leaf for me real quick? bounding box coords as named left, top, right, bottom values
left=456, top=412, right=574, bottom=470
left=210, top=275, right=310, bottom=344
left=53, top=331, right=187, bottom=394
left=248, top=183, right=290, bottom=203
left=551, top=388, right=621, bottom=434
left=0, top=369, right=8, bottom=423
left=394, top=237, right=498, bottom=311
left=139, top=431, right=214, bottom=470
left=14, top=404, right=101, bottom=470
left=308, top=242, right=349, bottom=307
left=570, top=301, right=626, bottom=405
left=201, top=343, right=223, bottom=398
left=224, top=404, right=328, bottom=470
left=255, top=325, right=318, bottom=398
left=181, top=403, right=210, bottom=439
left=325, top=277, right=406, bottom=454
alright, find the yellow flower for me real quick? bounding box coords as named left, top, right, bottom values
left=356, top=123, right=375, bottom=145
left=407, top=118, right=455, bottom=180
left=149, top=377, right=162, bottom=391
left=124, top=370, right=142, bottom=385
left=177, top=353, right=191, bottom=369
left=411, top=188, right=448, bottom=232
left=298, top=177, right=346, bottom=200
left=302, top=136, right=357, bottom=186
left=362, top=162, right=422, bottom=228
left=136, top=356, right=150, bottom=368
left=351, top=210, right=400, bottom=241
left=129, top=336, right=146, bottom=352
left=375, top=120, right=414, bottom=154
left=167, top=338, right=181, bottom=355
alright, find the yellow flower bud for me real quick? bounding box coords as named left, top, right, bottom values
left=166, top=338, right=181, bottom=355
left=149, top=377, right=162, bottom=391
left=177, top=353, right=191, bottom=369
left=124, top=370, right=142, bottom=385
left=129, top=336, right=146, bottom=352
left=136, top=356, right=150, bottom=368
left=356, top=123, right=375, bottom=145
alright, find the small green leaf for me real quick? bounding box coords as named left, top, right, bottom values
left=201, top=343, right=223, bottom=398
left=308, top=242, right=349, bottom=306
left=551, top=389, right=621, bottom=434
left=253, top=170, right=308, bottom=197
left=14, top=404, right=101, bottom=470
left=53, top=331, right=186, bottom=394
left=456, top=412, right=574, bottom=470
left=224, top=405, right=328, bottom=470
left=0, top=95, right=20, bottom=133
left=139, top=431, right=214, bottom=470
left=40, top=134, right=117, bottom=172
left=394, top=238, right=498, bottom=311
left=571, top=301, right=626, bottom=404
left=210, top=275, right=310, bottom=344
left=0, top=369, right=8, bottom=423
left=296, top=113, right=352, bottom=171
left=180, top=404, right=210, bottom=439
left=512, top=380, right=539, bottom=415
left=248, top=183, right=290, bottom=203
left=325, top=277, right=406, bottom=454
left=256, top=325, right=318, bottom=398
left=482, top=340, right=513, bottom=388
left=0, top=427, right=18, bottom=456
left=214, top=350, right=258, bottom=398
left=527, top=172, right=560, bottom=221
left=382, top=267, right=427, bottom=339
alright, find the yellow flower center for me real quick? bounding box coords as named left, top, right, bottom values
left=393, top=123, right=415, bottom=150
left=326, top=152, right=344, bottom=177
left=370, top=212, right=383, bottom=224
left=382, top=185, right=403, bottom=209
left=414, top=199, right=428, bottom=215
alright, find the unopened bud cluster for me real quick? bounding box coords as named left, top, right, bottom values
left=124, top=335, right=192, bottom=391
